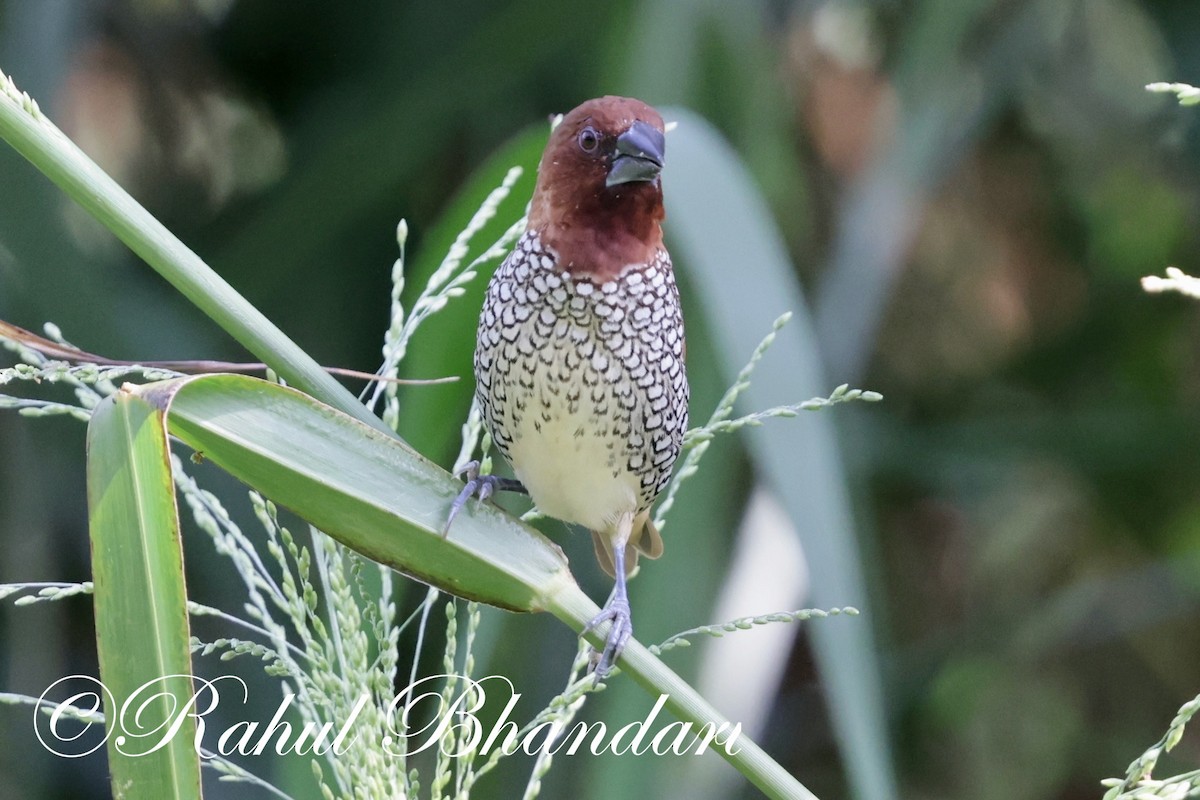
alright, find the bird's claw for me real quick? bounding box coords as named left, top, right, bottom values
left=583, top=597, right=633, bottom=681
left=444, top=461, right=527, bottom=536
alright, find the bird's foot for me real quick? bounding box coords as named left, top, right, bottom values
left=583, top=596, right=633, bottom=681
left=443, top=461, right=527, bottom=535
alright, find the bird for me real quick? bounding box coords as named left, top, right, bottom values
left=448, top=96, right=689, bottom=677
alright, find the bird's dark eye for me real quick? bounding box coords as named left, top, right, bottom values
left=577, top=127, right=601, bottom=154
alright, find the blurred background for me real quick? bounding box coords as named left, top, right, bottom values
left=3, top=1, right=1200, bottom=798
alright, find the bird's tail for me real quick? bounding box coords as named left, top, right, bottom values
left=591, top=509, right=663, bottom=579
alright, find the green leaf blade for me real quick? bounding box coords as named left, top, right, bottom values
left=86, top=390, right=202, bottom=800
left=146, top=373, right=576, bottom=612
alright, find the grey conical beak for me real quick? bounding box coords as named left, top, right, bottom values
left=606, top=120, right=665, bottom=187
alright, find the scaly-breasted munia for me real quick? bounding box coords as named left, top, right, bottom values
left=450, top=96, right=688, bottom=676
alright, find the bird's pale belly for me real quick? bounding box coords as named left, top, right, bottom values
left=504, top=372, right=643, bottom=534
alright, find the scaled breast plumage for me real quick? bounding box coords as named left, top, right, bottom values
left=474, top=231, right=688, bottom=530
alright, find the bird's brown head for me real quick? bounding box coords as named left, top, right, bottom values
left=528, top=96, right=666, bottom=281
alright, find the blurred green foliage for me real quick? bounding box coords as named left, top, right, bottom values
left=4, top=1, right=1200, bottom=799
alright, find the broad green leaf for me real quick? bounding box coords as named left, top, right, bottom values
left=87, top=389, right=201, bottom=800
left=143, top=374, right=572, bottom=611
